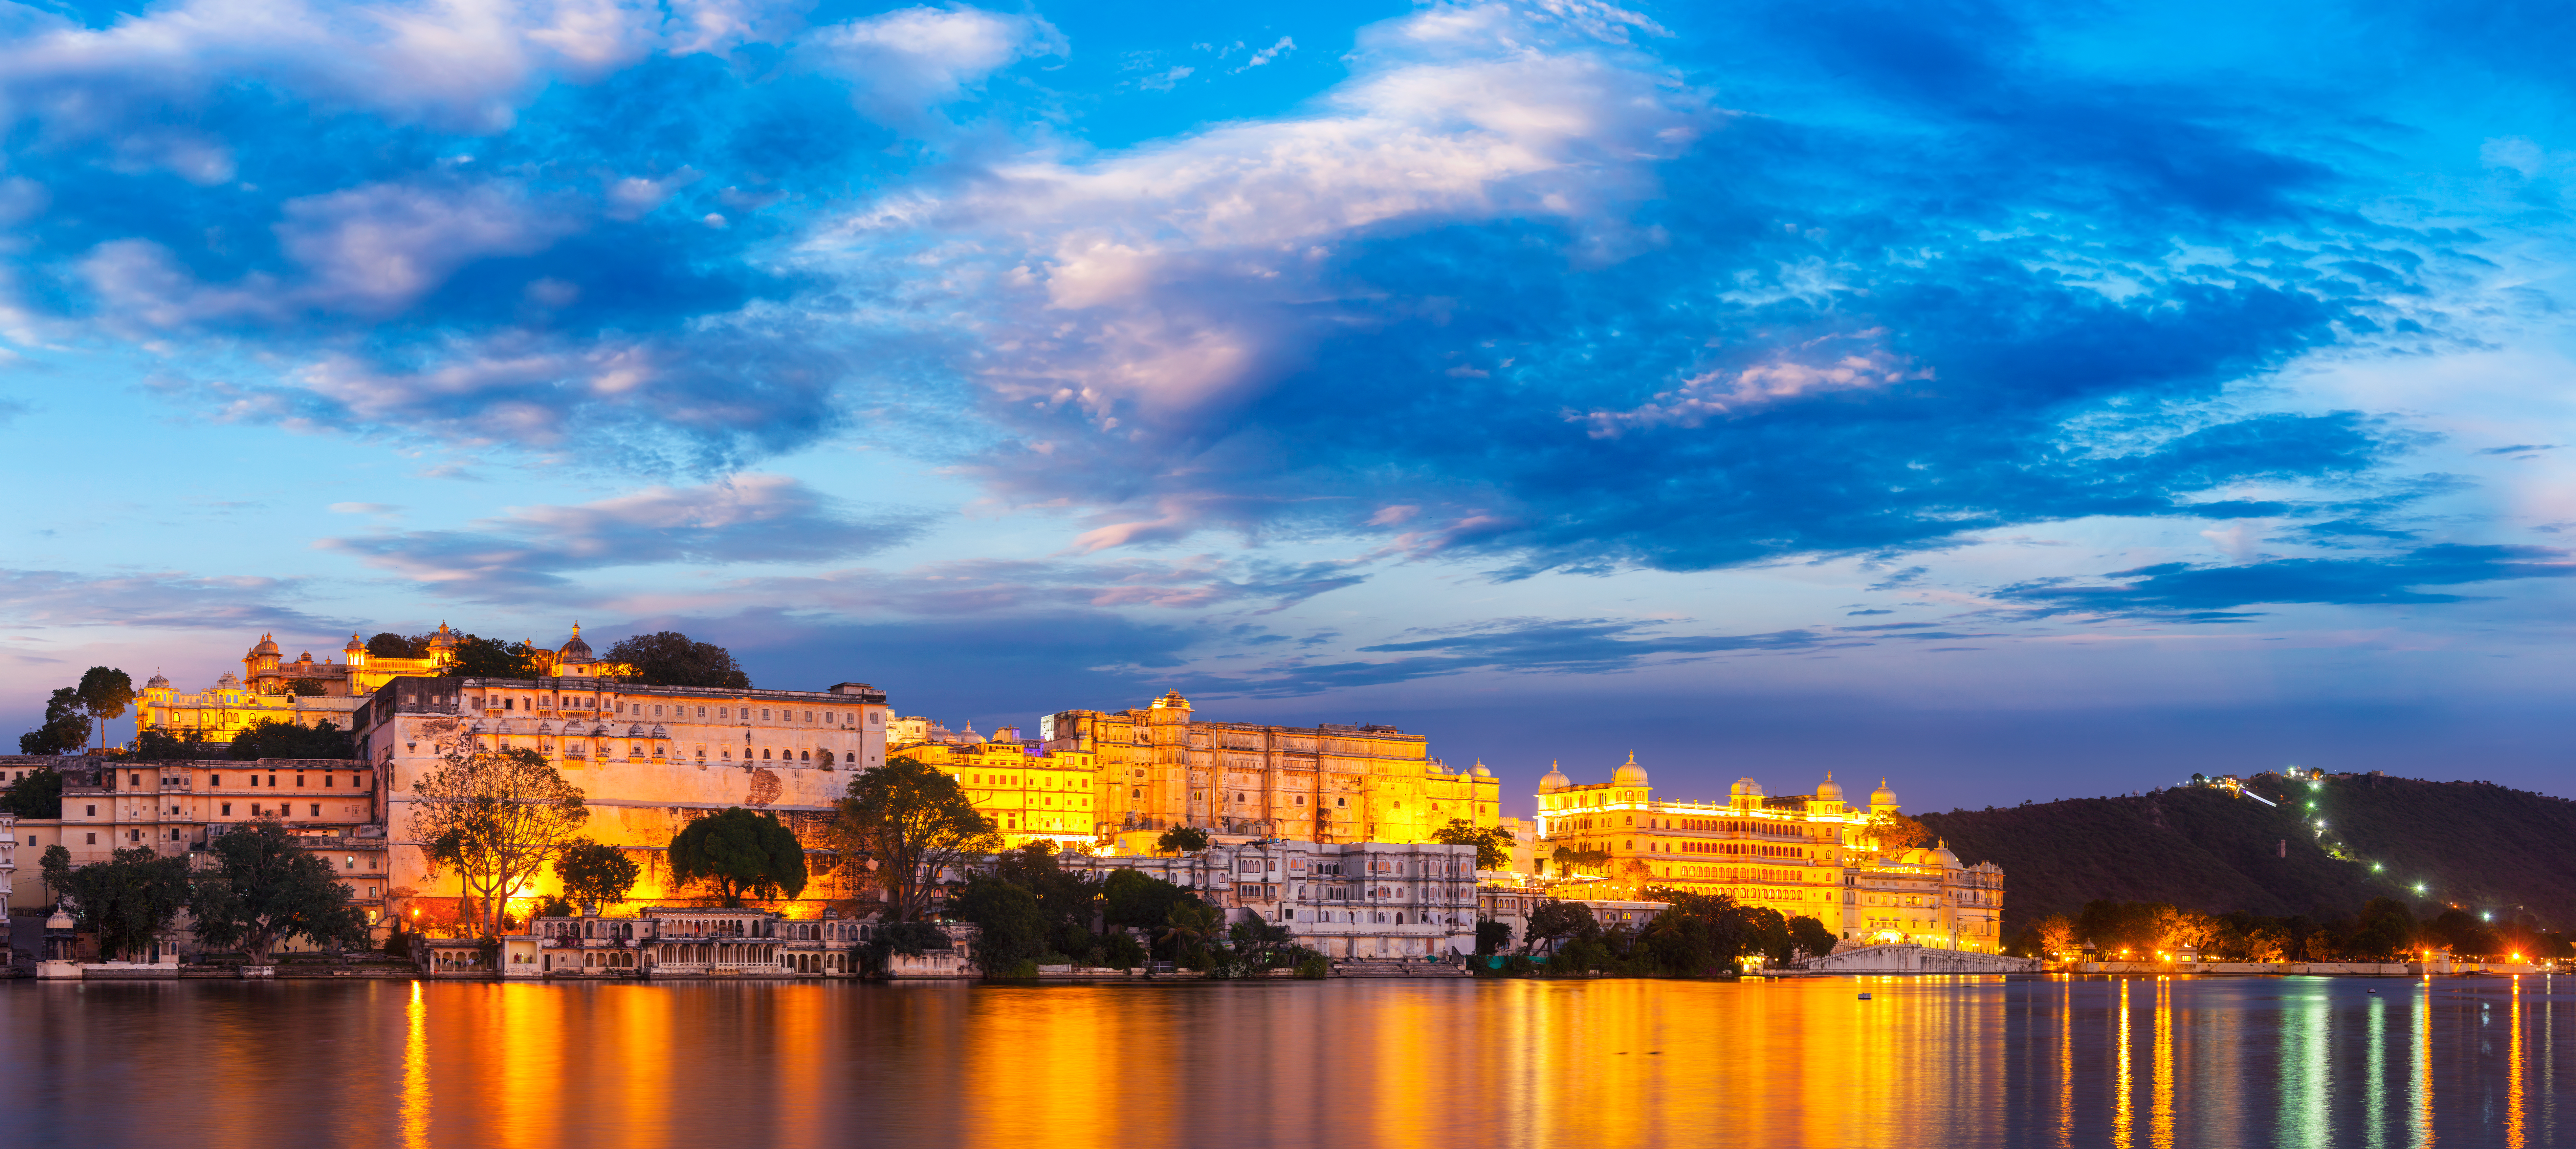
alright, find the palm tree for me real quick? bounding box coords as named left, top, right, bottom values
left=1160, top=901, right=1221, bottom=962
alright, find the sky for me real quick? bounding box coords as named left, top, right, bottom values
left=2, top=0, right=2571, bottom=817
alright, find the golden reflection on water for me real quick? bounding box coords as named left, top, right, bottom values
left=2112, top=978, right=2133, bottom=1149
left=8, top=973, right=2571, bottom=1148
left=402, top=980, right=429, bottom=1149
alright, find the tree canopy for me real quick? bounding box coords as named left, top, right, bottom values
left=828, top=756, right=998, bottom=921
left=442, top=634, right=543, bottom=679
left=601, top=631, right=750, bottom=688
left=1155, top=825, right=1209, bottom=855
left=18, top=686, right=91, bottom=755
left=408, top=747, right=590, bottom=936
left=1432, top=817, right=1516, bottom=869
left=133, top=727, right=210, bottom=760
left=190, top=821, right=372, bottom=962
left=556, top=840, right=642, bottom=907
left=41, top=844, right=191, bottom=961
left=0, top=767, right=63, bottom=819
left=226, top=719, right=354, bottom=760
left=366, top=632, right=431, bottom=658
left=668, top=808, right=808, bottom=905
left=75, top=667, right=135, bottom=753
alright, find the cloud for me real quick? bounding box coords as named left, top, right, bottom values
left=1995, top=544, right=2576, bottom=618
left=804, top=5, right=1063, bottom=128
left=0, top=569, right=341, bottom=631
left=319, top=475, right=925, bottom=594
left=1233, top=36, right=1295, bottom=73
left=716, top=554, right=1369, bottom=616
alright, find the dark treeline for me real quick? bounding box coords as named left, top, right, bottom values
left=2018, top=898, right=2575, bottom=962
left=1487, top=890, right=1839, bottom=977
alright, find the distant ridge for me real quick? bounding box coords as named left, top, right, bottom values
left=1916, top=773, right=2576, bottom=937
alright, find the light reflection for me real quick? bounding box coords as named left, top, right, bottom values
left=2058, top=976, right=2075, bottom=1149
left=2507, top=978, right=2524, bottom=1149
left=2114, top=978, right=2134, bottom=1149
left=2416, top=977, right=2434, bottom=1148
left=401, top=980, right=428, bottom=1149
left=2367, top=988, right=2386, bottom=1149
left=2151, top=977, right=2174, bottom=1149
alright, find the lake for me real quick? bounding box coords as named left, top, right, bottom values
left=2, top=974, right=2565, bottom=1146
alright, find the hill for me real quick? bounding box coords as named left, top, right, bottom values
left=1916, top=773, right=2576, bottom=937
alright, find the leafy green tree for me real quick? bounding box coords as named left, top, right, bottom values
left=1475, top=919, right=1513, bottom=956
left=1104, top=930, right=1147, bottom=970
left=828, top=756, right=999, bottom=921
left=442, top=634, right=542, bottom=679
left=988, top=841, right=1107, bottom=955
left=1547, top=845, right=1611, bottom=876
left=41, top=844, right=191, bottom=961
left=1103, top=869, right=1197, bottom=932
left=191, top=821, right=372, bottom=962
left=0, top=767, right=63, bottom=819
left=2345, top=897, right=2417, bottom=960
left=408, top=747, right=591, bottom=936
left=226, top=718, right=354, bottom=760
left=75, top=667, right=135, bottom=753
left=1787, top=915, right=1839, bottom=961
left=668, top=808, right=809, bottom=905
left=1227, top=916, right=1297, bottom=968
left=555, top=840, right=642, bottom=907
left=1155, top=825, right=1210, bottom=855
left=133, top=727, right=209, bottom=760
left=601, top=631, right=751, bottom=688
left=18, top=687, right=91, bottom=755
left=287, top=678, right=329, bottom=697
left=1523, top=899, right=1597, bottom=955
left=953, top=876, right=1048, bottom=975
left=366, top=632, right=429, bottom=658
left=1433, top=818, right=1516, bottom=870
left=1864, top=811, right=1933, bottom=853
left=1160, top=900, right=1222, bottom=965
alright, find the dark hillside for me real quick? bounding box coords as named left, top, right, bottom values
left=1918, top=774, right=2576, bottom=936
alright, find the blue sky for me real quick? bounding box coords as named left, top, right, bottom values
left=3, top=0, right=2572, bottom=815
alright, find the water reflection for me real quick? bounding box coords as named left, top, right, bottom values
left=0, top=975, right=2565, bottom=1147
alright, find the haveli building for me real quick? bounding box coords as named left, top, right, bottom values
left=1535, top=757, right=2005, bottom=951
left=1027, top=691, right=1502, bottom=849
left=135, top=624, right=625, bottom=745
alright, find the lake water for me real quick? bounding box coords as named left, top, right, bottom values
left=3, top=974, right=2566, bottom=1146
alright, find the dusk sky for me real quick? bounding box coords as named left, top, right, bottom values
left=2, top=0, right=2570, bottom=816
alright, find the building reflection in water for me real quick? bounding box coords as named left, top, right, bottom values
left=0, top=974, right=2565, bottom=1147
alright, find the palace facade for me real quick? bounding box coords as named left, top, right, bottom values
left=1033, top=691, right=1501, bottom=847
left=1535, top=758, right=2005, bottom=951
left=136, top=623, right=626, bottom=745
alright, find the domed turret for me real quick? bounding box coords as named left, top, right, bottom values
left=1471, top=760, right=1492, bottom=778
left=146, top=673, right=169, bottom=689
left=1537, top=760, right=1570, bottom=792
left=1611, top=751, right=1649, bottom=788
left=1929, top=840, right=1962, bottom=869
left=344, top=633, right=365, bottom=654
left=250, top=633, right=281, bottom=657
left=557, top=621, right=595, bottom=664
left=1870, top=777, right=1899, bottom=810
left=428, top=623, right=456, bottom=652
left=1815, top=771, right=1843, bottom=803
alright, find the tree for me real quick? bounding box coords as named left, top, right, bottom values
left=18, top=687, right=91, bottom=755
left=41, top=844, right=191, bottom=962
left=1864, top=811, right=1932, bottom=853
left=227, top=719, right=354, bottom=760
left=190, top=821, right=372, bottom=963
left=556, top=840, right=642, bottom=907
left=827, top=756, right=1000, bottom=921
left=668, top=808, right=808, bottom=905
left=1787, top=915, right=1839, bottom=961
left=287, top=678, right=329, bottom=697
left=442, top=634, right=541, bottom=679
left=0, top=767, right=63, bottom=819
left=1476, top=919, right=1513, bottom=956
left=601, top=631, right=750, bottom=689
left=407, top=747, right=591, bottom=936
left=366, top=632, right=429, bottom=658
left=1160, top=900, right=1222, bottom=965
left=75, top=667, right=135, bottom=753
left=1155, top=825, right=1210, bottom=855
left=133, top=727, right=208, bottom=760
left=1432, top=817, right=1516, bottom=870
left=1523, top=900, right=1596, bottom=955
left=953, top=876, right=1047, bottom=975
left=2034, top=914, right=2077, bottom=959
left=1103, top=869, right=1197, bottom=933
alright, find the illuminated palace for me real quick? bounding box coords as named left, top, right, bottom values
left=1535, top=758, right=2006, bottom=951
left=136, top=624, right=623, bottom=746
left=912, top=691, right=1506, bottom=850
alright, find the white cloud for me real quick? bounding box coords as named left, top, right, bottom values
left=819, top=1, right=1709, bottom=449
left=1233, top=35, right=1294, bottom=72
left=1578, top=331, right=1935, bottom=436
left=804, top=5, right=1063, bottom=128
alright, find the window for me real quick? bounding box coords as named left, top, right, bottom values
left=697, top=707, right=707, bottom=718
left=324, top=774, right=334, bottom=787
left=86, top=833, right=96, bottom=844
left=297, top=774, right=307, bottom=787
left=223, top=803, right=232, bottom=816
left=654, top=705, right=664, bottom=717
left=86, top=804, right=97, bottom=816
left=761, top=709, right=772, bottom=720
left=311, top=804, right=322, bottom=816
left=1336, top=797, right=1346, bottom=807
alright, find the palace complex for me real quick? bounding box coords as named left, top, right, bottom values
left=1535, top=757, right=2005, bottom=951
left=134, top=623, right=625, bottom=745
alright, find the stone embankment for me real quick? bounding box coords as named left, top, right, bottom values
left=1801, top=944, right=2040, bottom=975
